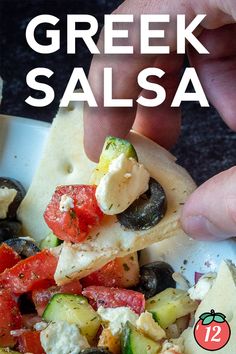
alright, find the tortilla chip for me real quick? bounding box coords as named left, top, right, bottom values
left=18, top=101, right=196, bottom=284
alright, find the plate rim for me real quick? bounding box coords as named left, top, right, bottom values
left=0, top=114, right=51, bottom=129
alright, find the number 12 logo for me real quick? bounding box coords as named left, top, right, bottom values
left=194, top=309, right=231, bottom=351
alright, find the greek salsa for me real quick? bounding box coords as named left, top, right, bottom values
left=0, top=137, right=218, bottom=354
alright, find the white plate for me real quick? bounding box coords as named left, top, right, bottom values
left=0, top=114, right=235, bottom=285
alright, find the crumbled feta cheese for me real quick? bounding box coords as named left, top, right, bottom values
left=59, top=194, right=74, bottom=212
left=97, top=306, right=139, bottom=335
left=161, top=338, right=184, bottom=353
left=34, top=321, right=48, bottom=331
left=188, top=272, right=216, bottom=301
left=0, top=187, right=17, bottom=219
left=136, top=311, right=166, bottom=342
left=96, top=153, right=150, bottom=215
left=40, top=321, right=89, bottom=354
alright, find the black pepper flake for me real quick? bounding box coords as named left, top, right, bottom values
left=18, top=273, right=24, bottom=279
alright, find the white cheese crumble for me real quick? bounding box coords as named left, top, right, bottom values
left=95, top=153, right=150, bottom=215
left=0, top=187, right=17, bottom=219
left=188, top=272, right=216, bottom=301
left=34, top=321, right=48, bottom=331
left=40, top=321, right=89, bottom=354
left=59, top=194, right=74, bottom=212
left=161, top=338, right=184, bottom=353
left=136, top=311, right=166, bottom=342
left=97, top=306, right=138, bottom=335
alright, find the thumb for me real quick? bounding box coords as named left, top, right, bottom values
left=181, top=167, right=236, bottom=240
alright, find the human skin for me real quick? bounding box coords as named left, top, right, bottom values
left=84, top=0, right=236, bottom=240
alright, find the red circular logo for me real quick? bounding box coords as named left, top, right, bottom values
left=194, top=310, right=231, bottom=351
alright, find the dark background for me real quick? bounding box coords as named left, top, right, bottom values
left=0, top=0, right=236, bottom=185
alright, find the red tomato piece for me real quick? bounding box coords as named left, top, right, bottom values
left=0, top=289, right=22, bottom=347
left=32, top=278, right=82, bottom=316
left=18, top=331, right=45, bottom=354
left=44, top=185, right=103, bottom=243
left=81, top=254, right=139, bottom=288
left=81, top=259, right=122, bottom=288
left=82, top=286, right=145, bottom=315
left=0, top=243, right=21, bottom=273
left=0, top=250, right=58, bottom=295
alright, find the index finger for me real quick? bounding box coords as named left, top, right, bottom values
left=84, top=0, right=235, bottom=161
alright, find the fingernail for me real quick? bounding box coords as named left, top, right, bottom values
left=183, top=215, right=232, bottom=240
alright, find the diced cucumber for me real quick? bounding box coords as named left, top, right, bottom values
left=90, top=136, right=138, bottom=184
left=121, top=322, right=160, bottom=354
left=0, top=349, right=20, bottom=354
left=40, top=232, right=61, bottom=249
left=146, top=288, right=198, bottom=329
left=42, top=294, right=101, bottom=342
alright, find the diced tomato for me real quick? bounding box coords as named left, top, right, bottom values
left=82, top=286, right=145, bottom=315
left=0, top=250, right=58, bottom=295
left=81, top=254, right=140, bottom=288
left=0, top=289, right=22, bottom=347
left=44, top=185, right=103, bottom=243
left=17, top=331, right=45, bottom=354
left=32, top=278, right=82, bottom=316
left=0, top=243, right=21, bottom=273
left=31, top=279, right=56, bottom=291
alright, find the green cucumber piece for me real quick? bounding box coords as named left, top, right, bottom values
left=40, top=232, right=61, bottom=249
left=42, top=294, right=101, bottom=342
left=121, top=322, right=160, bottom=354
left=91, top=136, right=138, bottom=184
left=0, top=349, right=20, bottom=354
left=146, top=288, right=198, bottom=329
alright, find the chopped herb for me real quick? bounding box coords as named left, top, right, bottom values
left=70, top=210, right=76, bottom=219
left=109, top=204, right=113, bottom=210
left=123, top=263, right=130, bottom=272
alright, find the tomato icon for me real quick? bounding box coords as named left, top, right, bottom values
left=194, top=309, right=231, bottom=351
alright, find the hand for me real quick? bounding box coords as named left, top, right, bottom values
left=84, top=0, right=236, bottom=240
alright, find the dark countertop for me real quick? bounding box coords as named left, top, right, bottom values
left=1, top=0, right=236, bottom=186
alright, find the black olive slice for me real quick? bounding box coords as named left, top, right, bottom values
left=0, top=220, right=22, bottom=242
left=4, top=238, right=40, bottom=258
left=80, top=348, right=112, bottom=354
left=134, top=261, right=176, bottom=299
left=0, top=177, right=26, bottom=220
left=117, top=178, right=166, bottom=230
